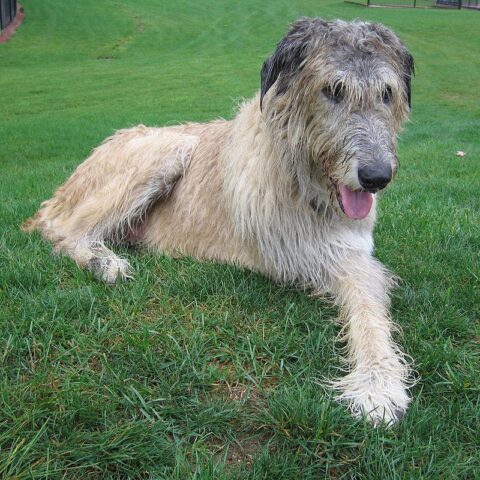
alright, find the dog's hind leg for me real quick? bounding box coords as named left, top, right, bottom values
left=25, top=128, right=198, bottom=283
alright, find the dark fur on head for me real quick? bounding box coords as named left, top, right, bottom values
left=260, top=17, right=415, bottom=110
left=368, top=22, right=415, bottom=108
left=260, top=18, right=324, bottom=110
left=402, top=52, right=415, bottom=108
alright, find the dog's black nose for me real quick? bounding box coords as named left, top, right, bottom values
left=358, top=163, right=392, bottom=192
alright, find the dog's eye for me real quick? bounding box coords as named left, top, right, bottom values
left=382, top=86, right=392, bottom=104
left=322, top=83, right=344, bottom=103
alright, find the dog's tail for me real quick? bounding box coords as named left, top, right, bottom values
left=21, top=211, right=42, bottom=233
left=21, top=215, right=37, bottom=232
left=21, top=198, right=57, bottom=236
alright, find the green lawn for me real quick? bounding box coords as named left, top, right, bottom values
left=1, top=1, right=479, bottom=478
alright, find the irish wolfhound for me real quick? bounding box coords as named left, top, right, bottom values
left=24, top=18, right=415, bottom=424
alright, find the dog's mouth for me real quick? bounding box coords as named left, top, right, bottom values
left=336, top=184, right=373, bottom=220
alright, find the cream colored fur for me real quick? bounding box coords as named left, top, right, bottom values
left=24, top=18, right=415, bottom=425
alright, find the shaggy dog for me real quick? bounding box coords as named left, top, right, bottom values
left=24, top=17, right=415, bottom=424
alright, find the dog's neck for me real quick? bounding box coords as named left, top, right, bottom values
left=221, top=94, right=375, bottom=284
left=226, top=95, right=332, bottom=208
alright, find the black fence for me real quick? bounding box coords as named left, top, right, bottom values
left=460, top=0, right=480, bottom=8
left=0, top=0, right=17, bottom=31
left=347, top=0, right=479, bottom=8
left=435, top=0, right=479, bottom=7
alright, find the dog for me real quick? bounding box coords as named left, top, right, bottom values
left=24, top=17, right=415, bottom=425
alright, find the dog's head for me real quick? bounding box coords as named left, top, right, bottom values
left=260, top=18, right=414, bottom=220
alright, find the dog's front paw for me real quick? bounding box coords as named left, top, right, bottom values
left=333, top=368, right=411, bottom=426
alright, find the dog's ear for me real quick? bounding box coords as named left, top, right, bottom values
left=260, top=18, right=326, bottom=110
left=402, top=51, right=415, bottom=109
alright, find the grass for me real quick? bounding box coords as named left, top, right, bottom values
left=0, top=0, right=479, bottom=478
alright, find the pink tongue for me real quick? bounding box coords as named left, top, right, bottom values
left=339, top=185, right=373, bottom=220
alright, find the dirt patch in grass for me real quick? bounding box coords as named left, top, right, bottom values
left=227, top=434, right=272, bottom=467
left=206, top=380, right=277, bottom=468
left=209, top=432, right=273, bottom=468
left=212, top=381, right=262, bottom=405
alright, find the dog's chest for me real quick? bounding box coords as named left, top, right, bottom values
left=253, top=203, right=374, bottom=285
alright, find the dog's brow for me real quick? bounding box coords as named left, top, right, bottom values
left=327, top=63, right=401, bottom=105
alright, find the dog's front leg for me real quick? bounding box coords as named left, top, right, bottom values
left=328, top=252, right=411, bottom=425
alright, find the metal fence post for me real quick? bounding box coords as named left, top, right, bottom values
left=0, top=0, right=17, bottom=31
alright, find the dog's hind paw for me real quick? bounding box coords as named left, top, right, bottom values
left=88, top=255, right=133, bottom=284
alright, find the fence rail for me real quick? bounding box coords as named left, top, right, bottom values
left=347, top=0, right=479, bottom=8
left=0, top=0, right=17, bottom=31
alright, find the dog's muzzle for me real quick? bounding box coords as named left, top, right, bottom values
left=335, top=161, right=393, bottom=221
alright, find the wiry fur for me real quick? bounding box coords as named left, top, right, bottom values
left=24, top=18, right=415, bottom=425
